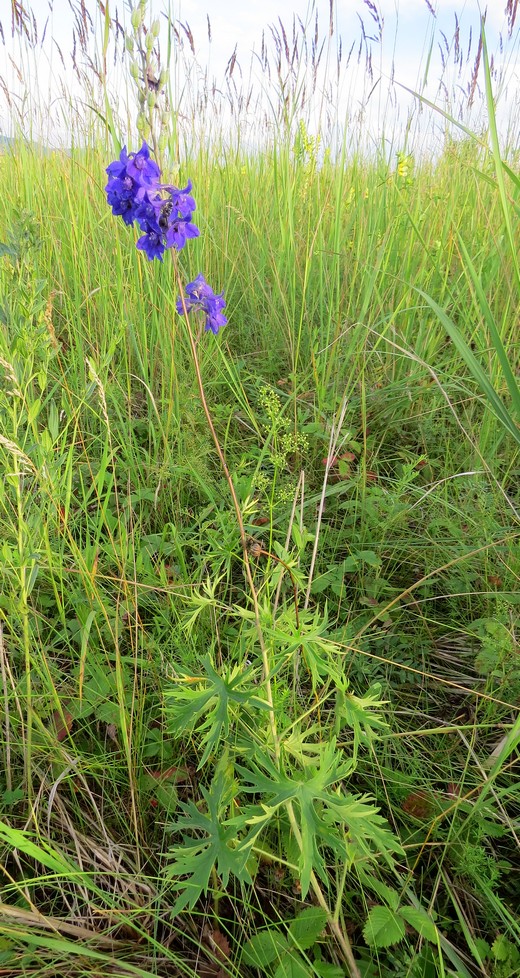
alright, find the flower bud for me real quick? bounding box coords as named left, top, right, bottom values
left=145, top=31, right=154, bottom=52
left=147, top=91, right=156, bottom=109
left=158, top=69, right=169, bottom=89
left=137, top=112, right=147, bottom=133
left=161, top=109, right=170, bottom=126
left=158, top=132, right=168, bottom=152
left=129, top=59, right=139, bottom=80
left=130, top=6, right=143, bottom=31
left=125, top=35, right=134, bottom=53
left=151, top=18, right=161, bottom=38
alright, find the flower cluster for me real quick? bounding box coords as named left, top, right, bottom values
left=106, top=142, right=227, bottom=334
left=176, top=274, right=227, bottom=335
left=105, top=142, right=199, bottom=261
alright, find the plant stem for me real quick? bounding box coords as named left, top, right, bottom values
left=173, top=257, right=360, bottom=978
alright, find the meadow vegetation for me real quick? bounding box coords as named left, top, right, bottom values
left=0, top=2, right=519, bottom=976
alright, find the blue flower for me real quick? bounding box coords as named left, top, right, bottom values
left=165, top=216, right=200, bottom=251
left=136, top=218, right=167, bottom=261
left=177, top=274, right=228, bottom=335
left=105, top=142, right=161, bottom=224
left=165, top=180, right=197, bottom=219
left=106, top=182, right=140, bottom=225
left=106, top=144, right=199, bottom=258
left=125, top=142, right=161, bottom=187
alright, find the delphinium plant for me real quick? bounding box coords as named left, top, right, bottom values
left=101, top=8, right=420, bottom=978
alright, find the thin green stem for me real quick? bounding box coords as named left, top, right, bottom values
left=173, top=256, right=360, bottom=977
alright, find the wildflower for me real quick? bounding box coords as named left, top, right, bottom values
left=396, top=151, right=413, bottom=181
left=164, top=215, right=200, bottom=251
left=177, top=274, right=227, bottom=335
left=124, top=141, right=161, bottom=186
left=105, top=142, right=160, bottom=223
left=105, top=143, right=199, bottom=256
left=136, top=217, right=167, bottom=261
left=167, top=180, right=197, bottom=220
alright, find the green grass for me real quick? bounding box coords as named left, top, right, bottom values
left=0, top=3, right=519, bottom=978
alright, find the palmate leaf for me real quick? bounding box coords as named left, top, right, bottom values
left=236, top=741, right=402, bottom=896
left=336, top=684, right=389, bottom=762
left=164, top=766, right=252, bottom=914
left=164, top=655, right=271, bottom=768
left=268, top=605, right=344, bottom=689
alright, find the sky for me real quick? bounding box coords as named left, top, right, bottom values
left=1, top=0, right=519, bottom=151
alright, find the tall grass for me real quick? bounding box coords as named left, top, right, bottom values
left=0, top=3, right=519, bottom=978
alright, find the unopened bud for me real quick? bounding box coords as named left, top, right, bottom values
left=137, top=112, right=146, bottom=133
left=130, top=6, right=143, bottom=31
left=125, top=35, right=134, bottom=53
left=158, top=132, right=168, bottom=152
left=151, top=18, right=161, bottom=38
left=145, top=31, right=154, bottom=52
left=147, top=91, right=156, bottom=109
left=129, top=59, right=139, bottom=80
left=158, top=69, right=169, bottom=88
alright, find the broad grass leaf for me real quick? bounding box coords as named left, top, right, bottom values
left=415, top=288, right=520, bottom=448
left=0, top=821, right=73, bottom=875
left=363, top=906, right=405, bottom=948
left=288, top=906, right=328, bottom=949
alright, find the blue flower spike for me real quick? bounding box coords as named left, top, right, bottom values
left=105, top=142, right=199, bottom=259
left=176, top=274, right=228, bottom=336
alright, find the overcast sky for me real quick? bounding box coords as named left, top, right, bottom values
left=1, top=0, right=519, bottom=149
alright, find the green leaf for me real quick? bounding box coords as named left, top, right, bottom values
left=165, top=655, right=270, bottom=768
left=357, top=872, right=400, bottom=911
left=336, top=684, right=388, bottom=760
left=242, top=931, right=290, bottom=967
left=0, top=242, right=16, bottom=258
left=492, top=934, right=519, bottom=964
left=267, top=605, right=343, bottom=689
left=274, top=955, right=309, bottom=978
left=474, top=938, right=491, bottom=961
left=0, top=821, right=74, bottom=875
left=164, top=766, right=252, bottom=913
left=415, top=288, right=520, bottom=448
left=363, top=906, right=406, bottom=948
left=399, top=906, right=438, bottom=943
left=313, top=963, right=346, bottom=978
left=288, top=906, right=328, bottom=949
left=237, top=742, right=403, bottom=899
left=358, top=550, right=381, bottom=567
